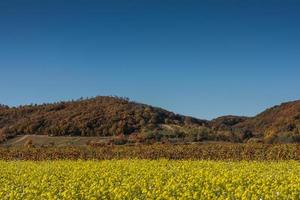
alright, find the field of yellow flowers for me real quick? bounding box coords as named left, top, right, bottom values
left=0, top=160, right=299, bottom=199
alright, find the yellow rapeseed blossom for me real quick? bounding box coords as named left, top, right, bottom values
left=0, top=160, right=299, bottom=199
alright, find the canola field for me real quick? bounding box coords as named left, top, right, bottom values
left=0, top=160, right=299, bottom=200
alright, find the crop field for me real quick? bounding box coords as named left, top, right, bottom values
left=0, top=160, right=299, bottom=200
left=1, top=144, right=299, bottom=161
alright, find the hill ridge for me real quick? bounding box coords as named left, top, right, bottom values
left=0, top=96, right=300, bottom=143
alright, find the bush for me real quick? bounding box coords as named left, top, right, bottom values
left=112, top=134, right=128, bottom=145
left=24, top=139, right=34, bottom=148
left=127, top=133, right=140, bottom=143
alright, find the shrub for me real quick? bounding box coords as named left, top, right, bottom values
left=24, top=139, right=34, bottom=148
left=112, top=134, right=128, bottom=145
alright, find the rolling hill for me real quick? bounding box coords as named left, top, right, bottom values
left=0, top=96, right=299, bottom=144
left=0, top=96, right=208, bottom=143
left=234, top=100, right=300, bottom=143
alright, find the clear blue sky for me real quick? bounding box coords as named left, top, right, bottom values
left=0, top=0, right=300, bottom=119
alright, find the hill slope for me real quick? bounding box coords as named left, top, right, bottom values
left=234, top=100, right=300, bottom=143
left=0, top=97, right=300, bottom=144
left=0, top=96, right=208, bottom=142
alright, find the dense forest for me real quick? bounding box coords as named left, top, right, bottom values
left=0, top=96, right=300, bottom=143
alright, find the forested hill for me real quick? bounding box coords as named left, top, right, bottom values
left=208, top=100, right=300, bottom=143
left=234, top=100, right=300, bottom=143
left=0, top=96, right=207, bottom=142
left=0, top=97, right=300, bottom=143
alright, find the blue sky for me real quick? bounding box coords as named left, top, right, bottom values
left=0, top=0, right=300, bottom=119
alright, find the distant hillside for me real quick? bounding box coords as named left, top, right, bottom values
left=0, top=97, right=300, bottom=144
left=234, top=100, right=300, bottom=143
left=0, top=96, right=207, bottom=142
left=210, top=115, right=249, bottom=131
